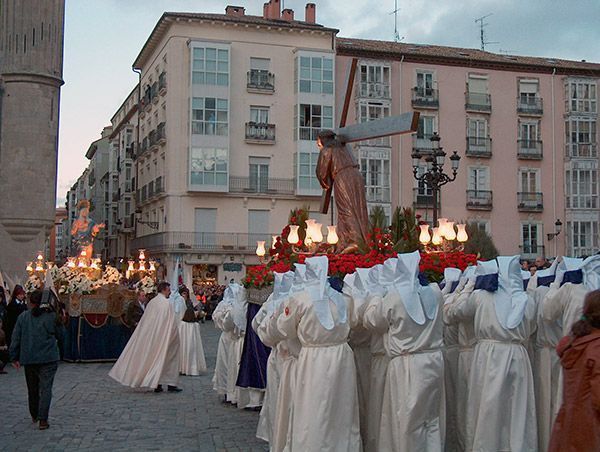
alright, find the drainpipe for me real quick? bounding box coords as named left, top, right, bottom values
left=398, top=55, right=405, bottom=211
left=133, top=67, right=142, bottom=254
left=551, top=67, right=557, bottom=257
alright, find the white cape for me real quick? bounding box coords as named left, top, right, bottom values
left=179, top=321, right=207, bottom=376
left=109, top=293, right=180, bottom=388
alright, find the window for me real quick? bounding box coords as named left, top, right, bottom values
left=359, top=101, right=391, bottom=146
left=567, top=221, right=599, bottom=256
left=190, top=148, right=228, bottom=189
left=248, top=210, right=270, bottom=246
left=468, top=118, right=488, bottom=138
left=519, top=79, right=539, bottom=103
left=565, top=118, right=597, bottom=157
left=360, top=64, right=390, bottom=98
left=250, top=106, right=269, bottom=124
left=521, top=223, right=542, bottom=255
left=468, top=166, right=490, bottom=191
left=469, top=220, right=490, bottom=234
left=298, top=104, right=333, bottom=141
left=415, top=164, right=433, bottom=197
left=250, top=58, right=270, bottom=71
left=567, top=81, right=597, bottom=113
left=519, top=121, right=540, bottom=143
left=416, top=71, right=434, bottom=96
left=194, top=208, right=217, bottom=246
left=192, top=98, right=228, bottom=136
left=298, top=56, right=333, bottom=94
left=566, top=168, right=598, bottom=208
left=417, top=115, right=436, bottom=139
left=519, top=169, right=539, bottom=193
left=297, top=151, right=320, bottom=192
left=192, top=47, right=229, bottom=86
left=468, top=74, right=488, bottom=94
left=360, top=149, right=390, bottom=203
left=249, top=157, right=270, bottom=193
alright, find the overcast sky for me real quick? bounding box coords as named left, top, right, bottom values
left=56, top=0, right=600, bottom=205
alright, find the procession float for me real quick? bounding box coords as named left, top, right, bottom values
left=25, top=200, right=158, bottom=362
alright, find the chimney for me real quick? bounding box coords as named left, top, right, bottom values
left=305, top=3, right=316, bottom=24
left=271, top=0, right=281, bottom=19
left=225, top=5, right=245, bottom=17
left=282, top=8, right=294, bottom=21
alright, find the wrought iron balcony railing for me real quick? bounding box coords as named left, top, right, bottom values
left=229, top=176, right=295, bottom=195
left=358, top=82, right=391, bottom=99
left=412, top=87, right=439, bottom=108
left=465, top=92, right=492, bottom=112
left=131, top=231, right=277, bottom=253
left=466, top=189, right=493, bottom=210
left=466, top=136, right=492, bottom=157
left=517, top=140, right=543, bottom=159
left=517, top=96, right=543, bottom=115
left=247, top=70, right=275, bottom=91
left=245, top=122, right=276, bottom=142
left=517, top=192, right=543, bottom=211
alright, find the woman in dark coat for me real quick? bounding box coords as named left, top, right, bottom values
left=548, top=289, right=600, bottom=452
left=4, top=285, right=28, bottom=347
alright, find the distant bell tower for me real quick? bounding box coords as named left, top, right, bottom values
left=0, top=0, right=65, bottom=279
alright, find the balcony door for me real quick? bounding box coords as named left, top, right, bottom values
left=249, top=157, right=270, bottom=193
left=248, top=209, right=270, bottom=247
left=520, top=169, right=539, bottom=193
left=195, top=208, right=217, bottom=248
left=521, top=223, right=542, bottom=256
left=416, top=71, right=434, bottom=96
left=519, top=79, right=539, bottom=104
left=468, top=166, right=490, bottom=193
left=520, top=121, right=539, bottom=147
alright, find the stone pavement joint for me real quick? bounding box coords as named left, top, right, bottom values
left=1, top=321, right=268, bottom=452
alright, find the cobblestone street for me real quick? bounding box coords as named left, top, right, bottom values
left=1, top=321, right=268, bottom=452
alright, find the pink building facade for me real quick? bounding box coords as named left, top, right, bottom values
left=336, top=39, right=600, bottom=258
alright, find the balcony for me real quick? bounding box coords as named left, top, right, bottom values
left=131, top=231, right=277, bottom=254
left=358, top=82, right=391, bottom=99
left=148, top=180, right=155, bottom=199
left=412, top=87, right=439, bottom=109
left=157, top=122, right=166, bottom=145
left=154, top=176, right=164, bottom=195
left=247, top=70, right=275, bottom=92
left=465, top=92, right=491, bottom=112
left=245, top=122, right=276, bottom=143
left=466, top=136, right=492, bottom=158
left=517, top=140, right=543, bottom=159
left=125, top=145, right=135, bottom=160
left=517, top=96, right=543, bottom=115
left=148, top=130, right=159, bottom=150
left=519, top=245, right=545, bottom=259
left=140, top=137, right=148, bottom=155
left=158, top=71, right=167, bottom=95
left=518, top=192, right=543, bottom=212
left=466, top=190, right=493, bottom=210
left=413, top=188, right=439, bottom=208
left=151, top=81, right=159, bottom=104
left=412, top=135, right=435, bottom=153
left=566, top=143, right=598, bottom=158
left=229, top=176, right=295, bottom=196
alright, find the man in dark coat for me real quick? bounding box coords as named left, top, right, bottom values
left=125, top=291, right=147, bottom=332
left=4, top=285, right=28, bottom=347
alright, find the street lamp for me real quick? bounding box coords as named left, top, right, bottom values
left=547, top=219, right=563, bottom=241
left=412, top=132, right=461, bottom=224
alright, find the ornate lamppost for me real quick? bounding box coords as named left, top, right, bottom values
left=411, top=133, right=461, bottom=225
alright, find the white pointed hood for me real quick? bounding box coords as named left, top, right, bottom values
left=474, top=259, right=499, bottom=291
left=495, top=255, right=530, bottom=330
left=532, top=259, right=559, bottom=288
left=386, top=251, right=437, bottom=325
left=581, top=254, right=600, bottom=290
left=367, top=264, right=387, bottom=297
left=442, top=267, right=462, bottom=295
left=168, top=256, right=186, bottom=317
left=291, top=264, right=307, bottom=293
left=556, top=257, right=583, bottom=286
left=305, top=256, right=346, bottom=330
left=228, top=282, right=247, bottom=331
left=343, top=267, right=371, bottom=310
left=268, top=270, right=295, bottom=314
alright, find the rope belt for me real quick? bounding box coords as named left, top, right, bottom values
left=392, top=347, right=442, bottom=358
left=478, top=339, right=525, bottom=346
left=302, top=341, right=347, bottom=349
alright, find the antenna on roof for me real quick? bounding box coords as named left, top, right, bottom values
left=389, top=0, right=404, bottom=42
left=475, top=13, right=498, bottom=51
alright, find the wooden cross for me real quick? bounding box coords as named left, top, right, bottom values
left=320, top=58, right=420, bottom=214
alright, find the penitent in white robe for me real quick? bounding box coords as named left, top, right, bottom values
left=441, top=298, right=460, bottom=452
left=348, top=324, right=371, bottom=449
left=443, top=284, right=477, bottom=452
left=277, top=290, right=361, bottom=452
left=179, top=320, right=207, bottom=376
left=222, top=306, right=245, bottom=405
left=109, top=293, right=180, bottom=389
left=464, top=290, right=538, bottom=452
left=531, top=284, right=561, bottom=452
left=365, top=286, right=446, bottom=452
left=362, top=293, right=389, bottom=452
left=212, top=300, right=233, bottom=395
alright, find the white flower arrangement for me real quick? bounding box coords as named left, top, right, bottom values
left=102, top=265, right=121, bottom=285
left=25, top=275, right=43, bottom=293
left=136, top=276, right=156, bottom=294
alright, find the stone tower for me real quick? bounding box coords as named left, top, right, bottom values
left=0, top=0, right=65, bottom=281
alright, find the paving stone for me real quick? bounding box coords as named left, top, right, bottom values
left=1, top=321, right=268, bottom=451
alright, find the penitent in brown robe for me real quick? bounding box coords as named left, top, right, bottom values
left=316, top=143, right=369, bottom=250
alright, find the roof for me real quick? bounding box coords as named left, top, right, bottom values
left=337, top=38, right=600, bottom=76
left=133, top=11, right=339, bottom=70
